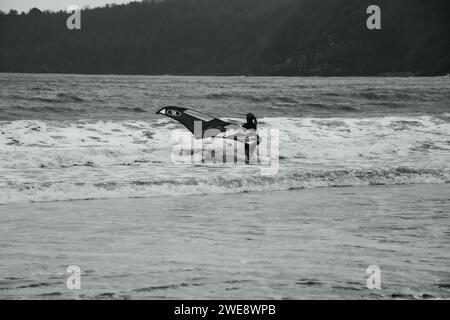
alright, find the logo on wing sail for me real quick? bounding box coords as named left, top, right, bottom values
left=167, top=109, right=182, bottom=117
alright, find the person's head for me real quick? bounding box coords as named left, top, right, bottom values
left=246, top=113, right=255, bottom=123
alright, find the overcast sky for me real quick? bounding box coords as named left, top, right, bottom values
left=0, top=0, right=141, bottom=13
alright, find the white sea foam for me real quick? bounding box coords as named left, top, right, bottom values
left=0, top=166, right=449, bottom=204
left=1, top=115, right=449, bottom=204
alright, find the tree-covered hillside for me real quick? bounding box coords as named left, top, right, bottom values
left=0, top=0, right=449, bottom=75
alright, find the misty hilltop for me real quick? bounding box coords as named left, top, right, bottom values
left=0, top=0, right=449, bottom=76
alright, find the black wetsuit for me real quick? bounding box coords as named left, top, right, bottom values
left=242, top=121, right=257, bottom=163
left=242, top=122, right=257, bottom=131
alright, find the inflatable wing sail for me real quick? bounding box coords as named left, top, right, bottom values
left=156, top=106, right=260, bottom=145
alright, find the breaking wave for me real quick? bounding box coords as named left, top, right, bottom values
left=0, top=115, right=449, bottom=204
left=1, top=166, right=449, bottom=204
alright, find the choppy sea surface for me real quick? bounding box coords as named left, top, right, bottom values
left=0, top=73, right=449, bottom=299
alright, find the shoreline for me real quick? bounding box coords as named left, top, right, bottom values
left=1, top=71, right=448, bottom=78
left=1, top=183, right=449, bottom=299
left=0, top=181, right=449, bottom=207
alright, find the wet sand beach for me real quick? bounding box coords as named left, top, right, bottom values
left=1, top=183, right=449, bottom=299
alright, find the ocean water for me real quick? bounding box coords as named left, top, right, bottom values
left=0, top=73, right=449, bottom=299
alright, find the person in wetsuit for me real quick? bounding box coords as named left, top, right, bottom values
left=242, top=113, right=257, bottom=131
left=242, top=113, right=258, bottom=163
